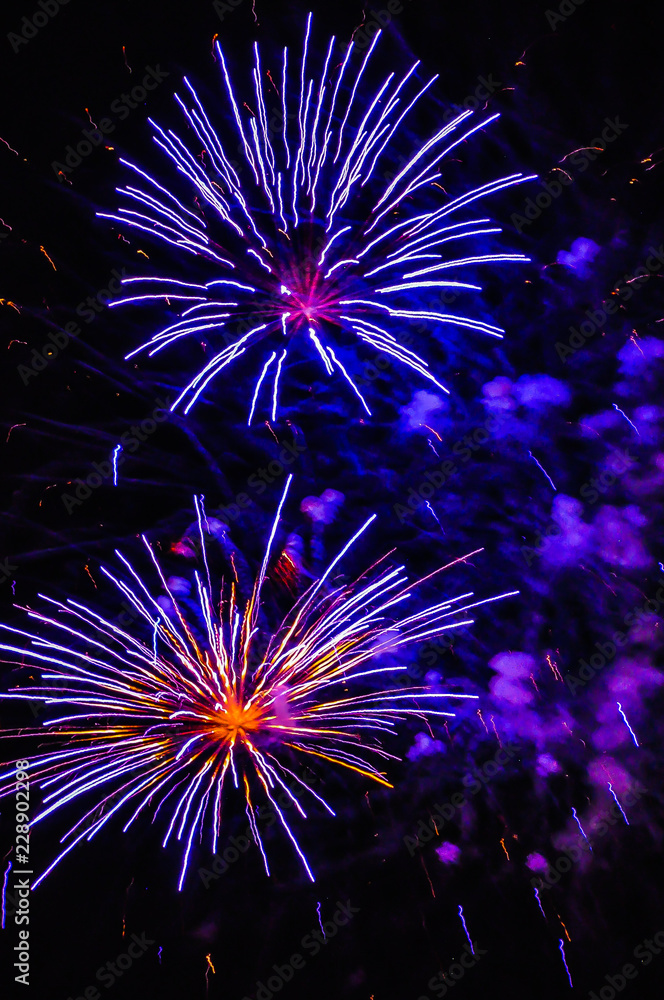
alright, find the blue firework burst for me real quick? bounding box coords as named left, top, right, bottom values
left=101, top=15, right=535, bottom=422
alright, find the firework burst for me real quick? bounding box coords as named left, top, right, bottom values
left=102, top=15, right=535, bottom=422
left=0, top=480, right=515, bottom=889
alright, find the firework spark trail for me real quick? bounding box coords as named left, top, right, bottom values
left=458, top=903, right=475, bottom=954
left=0, top=482, right=516, bottom=889
left=101, top=18, right=534, bottom=421
left=607, top=783, right=630, bottom=825
left=113, top=444, right=122, bottom=486
left=533, top=885, right=546, bottom=920
left=528, top=450, right=557, bottom=491
left=571, top=807, right=592, bottom=852
left=1, top=860, right=11, bottom=929
left=616, top=701, right=639, bottom=747
left=558, top=938, right=573, bottom=988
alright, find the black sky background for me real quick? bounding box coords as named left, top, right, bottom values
left=1, top=1, right=664, bottom=998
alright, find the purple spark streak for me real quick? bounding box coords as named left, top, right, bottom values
left=612, top=402, right=641, bottom=436
left=1, top=860, right=12, bottom=929
left=616, top=701, right=640, bottom=747
left=533, top=885, right=546, bottom=920
left=425, top=501, right=443, bottom=529
left=458, top=904, right=475, bottom=954
left=317, top=901, right=325, bottom=939
left=558, top=938, right=573, bottom=988
left=571, top=807, right=593, bottom=852
left=528, top=450, right=557, bottom=490
left=607, top=783, right=630, bottom=825
left=112, top=445, right=121, bottom=486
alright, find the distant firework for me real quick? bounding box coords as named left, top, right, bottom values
left=0, top=480, right=515, bottom=888
left=103, top=15, right=534, bottom=422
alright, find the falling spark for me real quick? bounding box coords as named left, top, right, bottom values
left=39, top=246, right=57, bottom=270
left=546, top=653, right=563, bottom=683
left=421, top=856, right=436, bottom=898
left=561, top=146, right=603, bottom=162
left=6, top=423, right=26, bottom=444
left=158, top=946, right=163, bottom=964
left=571, top=807, right=592, bottom=852
left=1, top=860, right=12, bottom=929
left=113, top=445, right=122, bottom=486
left=423, top=424, right=442, bottom=442
left=205, top=952, right=215, bottom=994
left=425, top=501, right=443, bottom=529
left=0, top=135, right=19, bottom=155
left=557, top=914, right=571, bottom=942
left=476, top=709, right=489, bottom=735
left=499, top=837, right=510, bottom=860
left=612, top=403, right=640, bottom=437
left=533, top=885, right=546, bottom=920
left=122, top=45, right=132, bottom=73
left=558, top=939, right=573, bottom=988
left=528, top=450, right=556, bottom=490
left=490, top=714, right=502, bottom=747
left=458, top=904, right=475, bottom=954
left=317, top=901, right=325, bottom=938
left=617, top=701, right=639, bottom=747
left=607, top=783, right=629, bottom=825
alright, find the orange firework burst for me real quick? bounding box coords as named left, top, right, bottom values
left=0, top=478, right=515, bottom=888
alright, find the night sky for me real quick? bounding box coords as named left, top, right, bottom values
left=1, top=1, right=664, bottom=998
